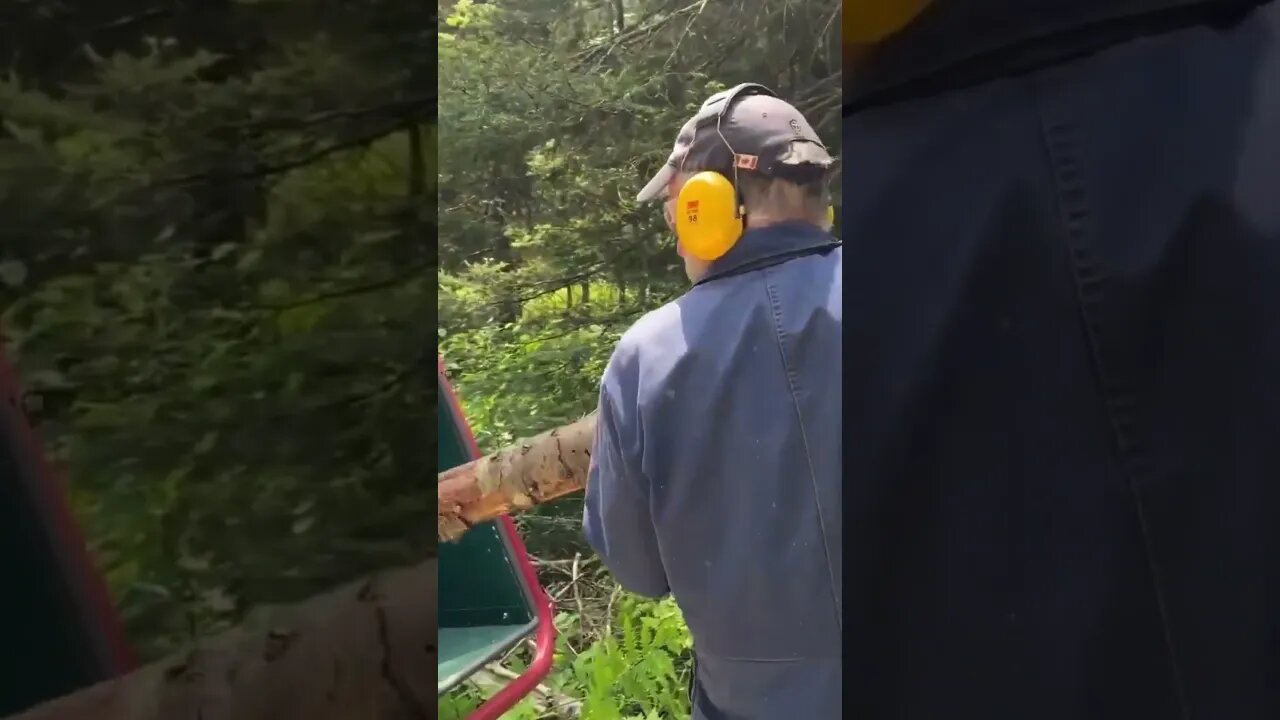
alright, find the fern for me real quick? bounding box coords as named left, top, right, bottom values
left=439, top=592, right=694, bottom=719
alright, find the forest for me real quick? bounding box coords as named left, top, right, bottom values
left=0, top=0, right=838, bottom=718
left=438, top=0, right=840, bottom=716
left=1, top=0, right=433, bottom=663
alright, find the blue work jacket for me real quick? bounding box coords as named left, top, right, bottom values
left=584, top=221, right=842, bottom=720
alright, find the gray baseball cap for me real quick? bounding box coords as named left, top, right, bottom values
left=636, top=83, right=832, bottom=203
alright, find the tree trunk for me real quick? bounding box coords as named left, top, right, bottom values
left=611, top=0, right=625, bottom=34
left=438, top=412, right=597, bottom=543
left=4, top=560, right=437, bottom=720
left=407, top=123, right=425, bottom=200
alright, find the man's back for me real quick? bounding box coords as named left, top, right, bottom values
left=586, top=223, right=841, bottom=719
left=845, top=2, right=1280, bottom=716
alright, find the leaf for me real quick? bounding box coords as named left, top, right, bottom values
left=356, top=229, right=400, bottom=244
left=237, top=248, right=264, bottom=271
left=0, top=260, right=28, bottom=287
left=193, top=432, right=218, bottom=455
left=177, top=554, right=210, bottom=572
left=276, top=303, right=329, bottom=336
left=210, top=243, right=238, bottom=261
left=201, top=587, right=237, bottom=613
left=259, top=278, right=291, bottom=303
left=2, top=121, right=44, bottom=149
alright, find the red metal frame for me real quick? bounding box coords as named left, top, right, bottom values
left=438, top=356, right=557, bottom=719
left=0, top=338, right=136, bottom=675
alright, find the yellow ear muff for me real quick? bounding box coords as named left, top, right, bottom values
left=826, top=205, right=835, bottom=228
left=675, top=171, right=742, bottom=261
left=844, top=0, right=933, bottom=44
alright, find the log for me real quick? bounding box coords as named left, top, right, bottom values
left=4, top=559, right=437, bottom=720
left=437, top=412, right=597, bottom=543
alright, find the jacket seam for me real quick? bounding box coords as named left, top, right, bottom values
left=761, top=267, right=842, bottom=627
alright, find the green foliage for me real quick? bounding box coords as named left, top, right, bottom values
left=2, top=1, right=434, bottom=660
left=438, top=686, right=485, bottom=720
left=440, top=281, right=624, bottom=449
left=442, top=593, right=693, bottom=720
left=437, top=0, right=843, bottom=518
left=568, top=596, right=693, bottom=719
left=438, top=0, right=838, bottom=714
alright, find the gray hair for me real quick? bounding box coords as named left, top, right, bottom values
left=686, top=140, right=833, bottom=226
left=738, top=171, right=831, bottom=225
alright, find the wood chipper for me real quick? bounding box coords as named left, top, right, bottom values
left=437, top=357, right=556, bottom=718
left=0, top=343, right=135, bottom=717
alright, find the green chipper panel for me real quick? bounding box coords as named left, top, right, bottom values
left=437, top=357, right=556, bottom=719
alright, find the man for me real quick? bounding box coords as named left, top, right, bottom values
left=583, top=84, right=842, bottom=720
left=846, top=0, right=1280, bottom=718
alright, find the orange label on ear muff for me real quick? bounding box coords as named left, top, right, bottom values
left=685, top=199, right=699, bottom=224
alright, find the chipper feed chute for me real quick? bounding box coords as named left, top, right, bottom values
left=437, top=358, right=556, bottom=718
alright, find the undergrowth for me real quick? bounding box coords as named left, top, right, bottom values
left=440, top=272, right=696, bottom=718
left=440, top=550, right=693, bottom=719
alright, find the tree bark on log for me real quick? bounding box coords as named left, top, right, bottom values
left=4, top=559, right=437, bottom=720
left=437, top=412, right=597, bottom=543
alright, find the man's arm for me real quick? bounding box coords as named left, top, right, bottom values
left=582, top=360, right=669, bottom=598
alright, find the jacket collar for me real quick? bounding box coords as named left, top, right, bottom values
left=696, top=221, right=840, bottom=286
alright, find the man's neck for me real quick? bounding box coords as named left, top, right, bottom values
left=745, top=214, right=819, bottom=231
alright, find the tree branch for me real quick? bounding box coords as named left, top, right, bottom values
left=162, top=122, right=412, bottom=187
left=227, top=96, right=437, bottom=135
left=253, top=261, right=431, bottom=312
